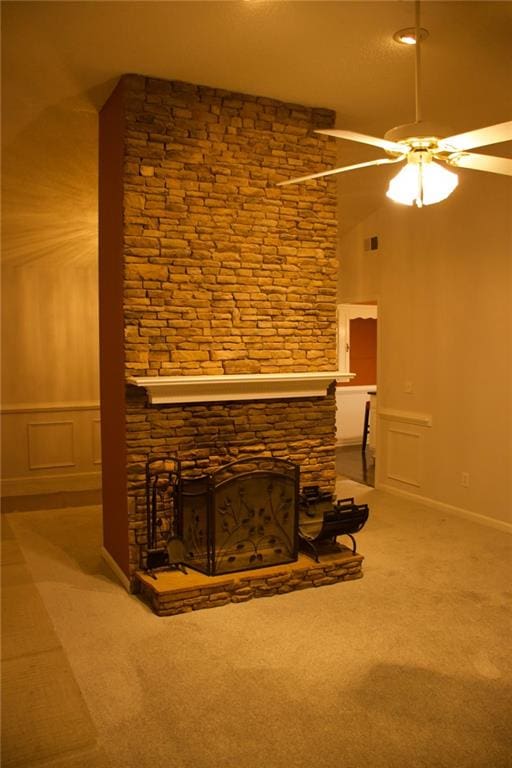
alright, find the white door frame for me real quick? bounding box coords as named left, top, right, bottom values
left=337, top=303, right=378, bottom=373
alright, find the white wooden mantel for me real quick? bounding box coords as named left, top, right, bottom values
left=127, top=371, right=355, bottom=405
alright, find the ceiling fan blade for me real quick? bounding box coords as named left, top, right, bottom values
left=448, top=152, right=512, bottom=176
left=440, top=121, right=512, bottom=152
left=315, top=129, right=406, bottom=154
left=276, top=156, right=405, bottom=187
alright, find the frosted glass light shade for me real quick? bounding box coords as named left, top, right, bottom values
left=386, top=158, right=458, bottom=207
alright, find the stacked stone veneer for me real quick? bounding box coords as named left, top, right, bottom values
left=99, top=74, right=339, bottom=578
left=137, top=551, right=364, bottom=617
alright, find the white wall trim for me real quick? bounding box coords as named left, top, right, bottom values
left=337, top=437, right=363, bottom=447
left=101, top=546, right=131, bottom=592
left=376, top=480, right=512, bottom=535
left=338, top=303, right=378, bottom=320
left=337, top=302, right=377, bottom=371
left=378, top=409, right=433, bottom=427
left=1, top=471, right=102, bottom=497
left=1, top=401, right=100, bottom=414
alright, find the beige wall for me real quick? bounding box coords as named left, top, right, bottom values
left=1, top=104, right=101, bottom=494
left=339, top=171, right=512, bottom=527
left=2, top=264, right=99, bottom=405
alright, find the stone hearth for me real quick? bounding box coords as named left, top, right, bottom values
left=136, top=546, right=363, bottom=616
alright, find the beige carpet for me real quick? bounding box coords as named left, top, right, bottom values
left=2, top=480, right=511, bottom=768
left=1, top=517, right=108, bottom=768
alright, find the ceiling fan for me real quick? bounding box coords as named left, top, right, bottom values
left=277, top=1, right=512, bottom=207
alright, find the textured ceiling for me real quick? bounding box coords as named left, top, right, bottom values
left=2, top=0, right=511, bottom=242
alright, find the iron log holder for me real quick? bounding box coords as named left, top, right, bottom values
left=298, top=492, right=369, bottom=562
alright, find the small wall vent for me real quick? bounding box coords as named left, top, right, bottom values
left=364, top=235, right=379, bottom=252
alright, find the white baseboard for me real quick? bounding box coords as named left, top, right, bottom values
left=336, top=438, right=363, bottom=447
left=1, top=471, right=102, bottom=497
left=376, top=480, right=512, bottom=535
left=101, top=546, right=131, bottom=592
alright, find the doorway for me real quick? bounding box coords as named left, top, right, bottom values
left=336, top=303, right=377, bottom=486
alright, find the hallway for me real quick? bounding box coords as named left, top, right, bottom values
left=336, top=445, right=375, bottom=487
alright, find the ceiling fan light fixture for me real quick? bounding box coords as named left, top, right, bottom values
left=386, top=154, right=458, bottom=208
left=276, top=0, right=511, bottom=197
left=393, top=27, right=429, bottom=45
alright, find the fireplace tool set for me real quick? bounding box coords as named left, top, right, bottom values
left=136, top=457, right=369, bottom=578
left=138, top=456, right=187, bottom=576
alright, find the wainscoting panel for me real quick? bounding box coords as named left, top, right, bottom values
left=28, top=421, right=75, bottom=470
left=92, top=419, right=102, bottom=465
left=1, top=403, right=102, bottom=496
left=376, top=409, right=432, bottom=493
left=387, top=428, right=422, bottom=487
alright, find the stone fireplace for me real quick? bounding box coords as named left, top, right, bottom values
left=98, top=74, right=350, bottom=588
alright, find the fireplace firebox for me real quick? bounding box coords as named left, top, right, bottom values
left=179, top=457, right=299, bottom=576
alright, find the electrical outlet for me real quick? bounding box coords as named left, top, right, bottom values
left=404, top=381, right=413, bottom=394
left=461, top=472, right=470, bottom=488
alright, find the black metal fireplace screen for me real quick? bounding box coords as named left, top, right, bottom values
left=138, top=456, right=300, bottom=577
left=180, top=457, right=299, bottom=575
